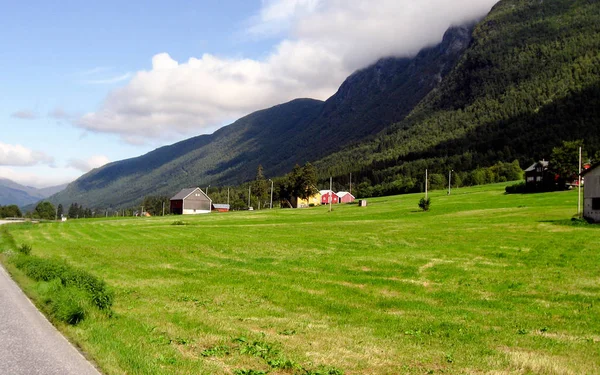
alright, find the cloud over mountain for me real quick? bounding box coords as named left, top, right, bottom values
left=76, top=0, right=499, bottom=143
left=0, top=142, right=54, bottom=167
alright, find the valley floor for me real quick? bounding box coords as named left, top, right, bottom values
left=1, top=183, right=599, bottom=374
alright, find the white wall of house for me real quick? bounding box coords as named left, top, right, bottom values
left=182, top=209, right=211, bottom=215
left=584, top=167, right=600, bottom=223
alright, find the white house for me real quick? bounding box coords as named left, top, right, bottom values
left=582, top=163, right=600, bottom=223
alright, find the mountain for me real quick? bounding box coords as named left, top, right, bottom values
left=314, top=0, right=600, bottom=195
left=0, top=178, right=68, bottom=207
left=49, top=24, right=474, bottom=209
left=51, top=0, right=599, bottom=209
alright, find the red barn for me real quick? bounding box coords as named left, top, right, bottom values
left=337, top=191, right=355, bottom=203
left=320, top=190, right=339, bottom=205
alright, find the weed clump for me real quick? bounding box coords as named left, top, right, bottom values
left=171, top=220, right=188, bottom=226
left=18, top=244, right=32, bottom=255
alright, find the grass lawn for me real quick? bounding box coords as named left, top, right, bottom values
left=1, top=183, right=599, bottom=374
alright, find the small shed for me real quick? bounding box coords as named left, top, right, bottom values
left=212, top=203, right=230, bottom=212
left=337, top=191, right=355, bottom=203
left=320, top=190, right=339, bottom=205
left=170, top=187, right=212, bottom=215
left=582, top=163, right=600, bottom=223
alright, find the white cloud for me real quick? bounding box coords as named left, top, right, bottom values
left=11, top=109, right=38, bottom=120
left=246, top=0, right=322, bottom=37
left=75, top=0, right=499, bottom=144
left=81, top=73, right=132, bottom=85
left=67, top=155, right=110, bottom=172
left=48, top=107, right=73, bottom=120
left=0, top=142, right=54, bottom=167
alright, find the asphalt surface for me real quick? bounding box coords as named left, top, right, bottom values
left=0, top=222, right=102, bottom=375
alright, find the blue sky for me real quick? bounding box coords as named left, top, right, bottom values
left=0, top=0, right=498, bottom=188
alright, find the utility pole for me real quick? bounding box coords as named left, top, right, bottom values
left=162, top=201, right=165, bottom=216
left=425, top=169, right=428, bottom=200
left=329, top=176, right=333, bottom=212
left=227, top=187, right=230, bottom=205
left=578, top=146, right=582, bottom=217
left=248, top=186, right=251, bottom=208
left=349, top=173, right=352, bottom=195
left=448, top=170, right=454, bottom=195
left=269, top=179, right=274, bottom=209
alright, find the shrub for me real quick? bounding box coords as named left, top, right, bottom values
left=418, top=197, right=431, bottom=211
left=505, top=181, right=526, bottom=194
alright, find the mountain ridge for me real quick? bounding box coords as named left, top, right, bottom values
left=49, top=23, right=475, bottom=209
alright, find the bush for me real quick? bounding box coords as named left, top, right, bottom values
left=505, top=181, right=526, bottom=194
left=418, top=197, right=431, bottom=211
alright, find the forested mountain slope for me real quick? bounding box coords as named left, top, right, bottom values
left=50, top=24, right=473, bottom=209
left=315, top=0, right=600, bottom=196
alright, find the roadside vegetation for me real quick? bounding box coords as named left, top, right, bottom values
left=1, top=183, right=599, bottom=374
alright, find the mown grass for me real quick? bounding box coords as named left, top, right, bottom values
left=1, top=183, right=599, bottom=374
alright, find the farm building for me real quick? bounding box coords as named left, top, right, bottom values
left=170, top=188, right=212, bottom=215
left=320, top=190, right=339, bottom=205
left=295, top=192, right=321, bottom=208
left=524, top=160, right=555, bottom=191
left=337, top=191, right=355, bottom=203
left=582, top=163, right=600, bottom=223
left=212, top=203, right=230, bottom=212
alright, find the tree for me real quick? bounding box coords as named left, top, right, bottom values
left=34, top=201, right=56, bottom=220
left=550, top=140, right=587, bottom=183
left=57, top=204, right=64, bottom=218
left=253, top=165, right=268, bottom=209
left=296, top=163, right=318, bottom=203
left=142, top=196, right=169, bottom=216
left=0, top=205, right=22, bottom=218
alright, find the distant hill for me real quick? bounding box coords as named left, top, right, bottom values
left=49, top=24, right=473, bottom=209
left=0, top=178, right=67, bottom=207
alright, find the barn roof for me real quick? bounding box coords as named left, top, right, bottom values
left=171, top=187, right=201, bottom=200
left=319, top=190, right=337, bottom=195
left=337, top=191, right=355, bottom=198
left=524, top=160, right=549, bottom=172
left=212, top=204, right=230, bottom=209
left=581, top=162, right=600, bottom=176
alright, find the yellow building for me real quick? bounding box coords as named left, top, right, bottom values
left=296, top=192, right=321, bottom=208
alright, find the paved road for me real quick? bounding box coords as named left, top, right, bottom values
left=0, top=222, right=102, bottom=375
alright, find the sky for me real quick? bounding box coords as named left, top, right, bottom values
left=0, top=0, right=499, bottom=188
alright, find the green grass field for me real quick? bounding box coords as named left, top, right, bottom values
left=1, top=183, right=599, bottom=374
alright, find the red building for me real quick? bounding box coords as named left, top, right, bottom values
left=320, top=190, right=339, bottom=205
left=337, top=191, right=355, bottom=203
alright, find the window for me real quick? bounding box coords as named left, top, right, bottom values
left=592, top=198, right=600, bottom=211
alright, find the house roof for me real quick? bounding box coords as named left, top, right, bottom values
left=524, top=160, right=549, bottom=172
left=319, top=190, right=337, bottom=195
left=212, top=204, right=230, bottom=209
left=337, top=191, right=355, bottom=198
left=170, top=187, right=208, bottom=201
